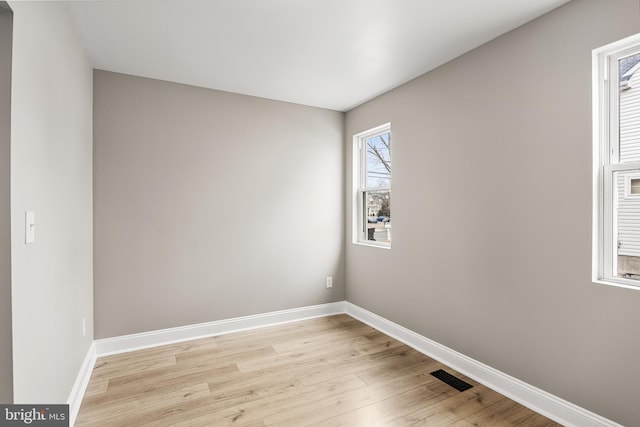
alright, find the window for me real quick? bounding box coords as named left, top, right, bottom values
left=353, top=123, right=391, bottom=247
left=593, top=33, right=640, bottom=289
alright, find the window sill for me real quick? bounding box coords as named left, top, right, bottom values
left=592, top=278, right=640, bottom=291
left=354, top=241, right=391, bottom=250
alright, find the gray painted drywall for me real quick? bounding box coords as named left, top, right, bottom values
left=93, top=71, right=345, bottom=338
left=0, top=2, right=12, bottom=404
left=345, top=0, right=640, bottom=425
left=10, top=1, right=93, bottom=403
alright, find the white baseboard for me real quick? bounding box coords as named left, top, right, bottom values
left=67, top=342, right=96, bottom=427
left=94, top=301, right=346, bottom=357
left=77, top=300, right=619, bottom=427
left=345, top=302, right=621, bottom=427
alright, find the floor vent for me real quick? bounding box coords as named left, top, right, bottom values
left=430, top=369, right=473, bottom=392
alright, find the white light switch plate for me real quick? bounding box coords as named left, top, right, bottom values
left=25, top=211, right=35, bottom=244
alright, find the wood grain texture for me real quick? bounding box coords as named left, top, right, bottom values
left=76, top=315, right=560, bottom=426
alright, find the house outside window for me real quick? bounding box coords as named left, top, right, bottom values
left=593, top=34, right=640, bottom=289
left=353, top=123, right=391, bottom=247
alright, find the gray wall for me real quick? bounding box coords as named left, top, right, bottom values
left=9, top=1, right=94, bottom=403
left=345, top=0, right=640, bottom=425
left=93, top=71, right=345, bottom=338
left=0, top=1, right=12, bottom=404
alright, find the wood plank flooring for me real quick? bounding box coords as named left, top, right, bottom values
left=76, top=315, right=561, bottom=426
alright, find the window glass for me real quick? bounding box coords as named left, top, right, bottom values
left=365, top=133, right=391, bottom=188
left=365, top=190, right=390, bottom=244
left=619, top=53, right=640, bottom=163
left=615, top=171, right=640, bottom=280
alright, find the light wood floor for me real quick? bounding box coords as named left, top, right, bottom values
left=76, top=315, right=561, bottom=426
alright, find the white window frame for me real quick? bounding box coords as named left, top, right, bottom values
left=593, top=33, right=640, bottom=290
left=353, top=123, right=391, bottom=248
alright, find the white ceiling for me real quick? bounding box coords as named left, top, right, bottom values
left=65, top=0, right=571, bottom=112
